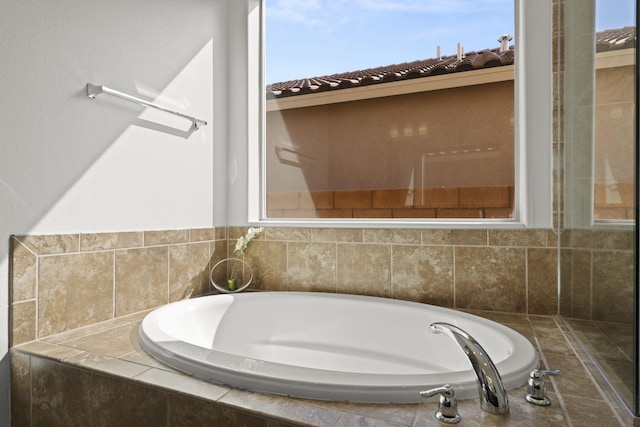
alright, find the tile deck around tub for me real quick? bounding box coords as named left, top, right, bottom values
left=12, top=310, right=637, bottom=427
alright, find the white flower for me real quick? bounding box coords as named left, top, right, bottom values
left=234, top=237, right=246, bottom=253
left=234, top=227, right=264, bottom=256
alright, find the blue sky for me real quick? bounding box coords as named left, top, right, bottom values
left=596, top=0, right=636, bottom=30
left=265, top=0, right=636, bottom=84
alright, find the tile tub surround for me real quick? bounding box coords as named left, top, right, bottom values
left=559, top=228, right=636, bottom=324
left=10, top=227, right=560, bottom=347
left=10, top=229, right=227, bottom=346
left=8, top=227, right=637, bottom=425
left=11, top=310, right=636, bottom=426
left=232, top=226, right=559, bottom=315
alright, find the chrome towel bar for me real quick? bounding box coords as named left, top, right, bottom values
left=86, top=83, right=207, bottom=130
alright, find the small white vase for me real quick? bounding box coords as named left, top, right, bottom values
left=210, top=257, right=254, bottom=293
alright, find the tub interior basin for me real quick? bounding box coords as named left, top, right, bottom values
left=140, top=292, right=539, bottom=403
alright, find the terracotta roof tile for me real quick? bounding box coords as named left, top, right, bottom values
left=267, top=46, right=513, bottom=98
left=267, top=27, right=635, bottom=99
left=596, top=26, right=636, bottom=52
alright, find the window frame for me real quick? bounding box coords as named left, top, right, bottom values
left=243, top=0, right=553, bottom=229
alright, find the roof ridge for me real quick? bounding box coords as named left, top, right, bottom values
left=267, top=26, right=634, bottom=99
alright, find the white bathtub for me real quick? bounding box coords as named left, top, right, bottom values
left=139, top=292, right=538, bottom=403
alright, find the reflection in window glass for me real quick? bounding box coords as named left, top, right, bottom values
left=593, top=26, right=636, bottom=221
left=265, top=0, right=515, bottom=219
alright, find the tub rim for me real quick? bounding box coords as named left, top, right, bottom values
left=139, top=292, right=539, bottom=403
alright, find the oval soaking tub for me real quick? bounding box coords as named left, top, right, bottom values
left=139, top=292, right=538, bottom=403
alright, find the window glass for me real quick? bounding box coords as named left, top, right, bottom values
left=592, top=2, right=636, bottom=222
left=264, top=0, right=516, bottom=220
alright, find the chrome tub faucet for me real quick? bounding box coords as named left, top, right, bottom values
left=430, top=322, right=510, bottom=415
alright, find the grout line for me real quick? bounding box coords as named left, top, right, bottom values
left=452, top=246, right=456, bottom=308
left=551, top=316, right=629, bottom=427
left=334, top=242, right=338, bottom=293
left=534, top=333, right=574, bottom=427
left=29, top=352, right=33, bottom=424
left=589, top=249, right=594, bottom=320
left=167, top=247, right=171, bottom=303
left=11, top=236, right=38, bottom=257
left=524, top=247, right=529, bottom=315
left=44, top=323, right=131, bottom=346
left=112, top=251, right=116, bottom=319
left=389, top=244, right=395, bottom=299
left=285, top=240, right=289, bottom=291
left=34, top=256, right=39, bottom=341
left=208, top=241, right=212, bottom=293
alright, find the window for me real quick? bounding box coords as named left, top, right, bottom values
left=244, top=0, right=553, bottom=228
left=562, top=0, right=636, bottom=228
left=592, top=28, right=636, bottom=223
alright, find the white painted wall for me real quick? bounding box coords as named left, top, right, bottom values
left=0, top=0, right=235, bottom=423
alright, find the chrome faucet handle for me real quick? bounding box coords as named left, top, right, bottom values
left=525, top=369, right=561, bottom=406
left=430, top=322, right=509, bottom=415
left=420, top=384, right=462, bottom=424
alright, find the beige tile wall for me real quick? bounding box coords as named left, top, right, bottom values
left=10, top=226, right=561, bottom=346
left=240, top=227, right=559, bottom=316
left=9, top=228, right=227, bottom=346
left=559, top=228, right=635, bottom=324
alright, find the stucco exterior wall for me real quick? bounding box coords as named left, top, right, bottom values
left=267, top=80, right=515, bottom=193
left=266, top=56, right=634, bottom=220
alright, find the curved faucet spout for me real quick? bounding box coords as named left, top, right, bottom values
left=430, top=322, right=509, bottom=415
